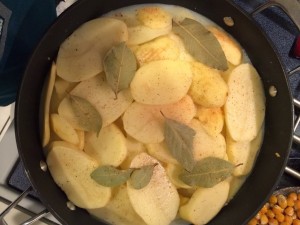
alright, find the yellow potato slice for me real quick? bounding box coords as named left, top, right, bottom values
left=127, top=153, right=180, bottom=225
left=40, top=62, right=56, bottom=147
left=54, top=77, right=78, bottom=101
left=59, top=74, right=133, bottom=128
left=196, top=107, right=224, bottom=137
left=224, top=63, right=265, bottom=141
left=137, top=7, right=172, bottom=29
left=56, top=18, right=128, bottom=82
left=208, top=26, right=242, bottom=66
left=166, top=163, right=191, bottom=189
left=146, top=141, right=178, bottom=165
left=131, top=60, right=193, bottom=105
left=168, top=33, right=195, bottom=62
left=88, top=185, right=147, bottom=225
left=84, top=123, right=127, bottom=167
left=190, top=119, right=227, bottom=160
left=179, top=181, right=230, bottom=225
left=76, top=130, right=85, bottom=151
left=189, top=62, right=228, bottom=107
left=226, top=128, right=264, bottom=176
left=46, top=141, right=111, bottom=209
left=134, top=36, right=179, bottom=65
left=50, top=113, right=79, bottom=145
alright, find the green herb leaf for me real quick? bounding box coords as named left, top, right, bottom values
left=69, top=95, right=102, bottom=135
left=91, top=166, right=133, bottom=187
left=179, top=157, right=234, bottom=188
left=164, top=118, right=196, bottom=172
left=172, top=18, right=228, bottom=70
left=129, top=164, right=156, bottom=189
left=104, top=42, right=137, bottom=97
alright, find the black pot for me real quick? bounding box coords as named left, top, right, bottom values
left=15, top=0, right=294, bottom=224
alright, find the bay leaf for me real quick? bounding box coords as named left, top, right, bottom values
left=104, top=42, right=137, bottom=97
left=69, top=95, right=102, bottom=135
left=129, top=164, right=156, bottom=190
left=179, top=157, right=234, bottom=188
left=172, top=18, right=228, bottom=70
left=164, top=118, right=196, bottom=172
left=91, top=166, right=134, bottom=187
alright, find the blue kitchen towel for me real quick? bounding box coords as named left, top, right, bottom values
left=0, top=0, right=56, bottom=106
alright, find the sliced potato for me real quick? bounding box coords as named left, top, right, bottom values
left=76, top=130, right=85, bottom=151
left=179, top=181, right=230, bottom=225
left=168, top=33, right=194, bottom=62
left=60, top=74, right=133, bottom=127
left=134, top=36, right=179, bottom=65
left=56, top=18, right=128, bottom=82
left=224, top=63, right=265, bottom=141
left=189, top=62, right=228, bottom=107
left=88, top=185, right=147, bottom=225
left=208, top=26, right=242, bottom=66
left=84, top=123, right=127, bottom=167
left=54, top=77, right=78, bottom=101
left=227, top=176, right=247, bottom=201
left=46, top=141, right=111, bottom=209
left=196, top=107, right=224, bottom=137
left=166, top=163, right=191, bottom=189
left=40, top=62, right=56, bottom=147
left=137, top=7, right=172, bottom=29
left=131, top=60, right=193, bottom=105
left=190, top=119, right=227, bottom=160
left=226, top=128, right=264, bottom=176
left=127, top=153, right=180, bottom=225
left=50, top=113, right=79, bottom=145
left=146, top=141, right=178, bottom=165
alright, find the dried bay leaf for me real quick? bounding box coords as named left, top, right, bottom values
left=69, top=95, right=102, bottom=135
left=172, top=18, right=228, bottom=70
left=164, top=118, right=196, bottom=172
left=91, top=166, right=134, bottom=187
left=129, top=164, right=156, bottom=189
left=179, top=157, right=234, bottom=188
left=104, top=42, right=137, bottom=97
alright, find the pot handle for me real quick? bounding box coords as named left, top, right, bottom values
left=252, top=0, right=300, bottom=31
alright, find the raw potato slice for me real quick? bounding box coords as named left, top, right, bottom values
left=227, top=176, right=247, bottom=201
left=56, top=18, right=128, bottom=82
left=226, top=128, right=264, bottom=176
left=224, top=63, right=265, bottom=141
left=50, top=113, right=79, bottom=145
left=122, top=102, right=164, bottom=144
left=134, top=36, right=179, bottom=65
left=46, top=141, right=111, bottom=209
left=137, top=7, right=172, bottom=29
left=61, top=74, right=133, bottom=127
left=190, top=119, right=227, bottom=160
left=40, top=62, right=56, bottom=147
left=179, top=181, right=230, bottom=225
left=54, top=77, right=78, bottom=102
left=208, top=26, right=242, bottom=66
left=146, top=142, right=178, bottom=165
left=120, top=136, right=147, bottom=169
left=84, top=123, right=127, bottom=166
left=123, top=97, right=196, bottom=144
left=88, top=185, right=147, bottom=225
left=76, top=130, right=85, bottom=151
left=127, top=153, right=180, bottom=225
left=189, top=62, right=228, bottom=107
left=196, top=107, right=224, bottom=137
left=131, top=60, right=193, bottom=105
left=166, top=163, right=191, bottom=189
left=168, top=33, right=194, bottom=62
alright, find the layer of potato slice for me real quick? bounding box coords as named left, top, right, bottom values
left=131, top=60, right=193, bottom=105
left=59, top=74, right=133, bottom=128
left=46, top=141, right=111, bottom=209
left=190, top=119, right=227, bottom=160
left=50, top=113, right=79, bottom=145
left=84, top=123, right=127, bottom=167
left=189, top=62, right=228, bottom=108
left=224, top=63, right=265, bottom=141
left=226, top=128, right=264, bottom=176
left=196, top=107, right=224, bottom=137
left=179, top=181, right=230, bottom=225
left=137, top=6, right=172, bottom=29
left=146, top=141, right=178, bottom=165
left=56, top=18, right=128, bottom=82
left=127, top=153, right=180, bottom=225
left=134, top=36, right=179, bottom=65
left=40, top=62, right=56, bottom=148
left=166, top=163, right=191, bottom=189
left=88, top=185, right=147, bottom=225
